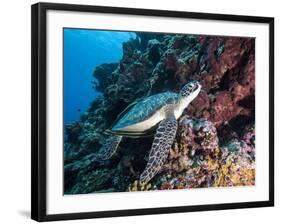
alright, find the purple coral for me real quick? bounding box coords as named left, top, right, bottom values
left=155, top=117, right=255, bottom=189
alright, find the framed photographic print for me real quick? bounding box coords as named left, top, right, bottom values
left=31, top=2, right=274, bottom=222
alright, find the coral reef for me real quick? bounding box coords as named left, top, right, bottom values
left=64, top=32, right=255, bottom=194
left=154, top=117, right=255, bottom=189
left=92, top=63, right=119, bottom=93
left=128, top=181, right=152, bottom=192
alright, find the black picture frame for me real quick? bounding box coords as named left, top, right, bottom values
left=31, top=2, right=274, bottom=222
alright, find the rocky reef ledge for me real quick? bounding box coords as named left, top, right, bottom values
left=64, top=32, right=255, bottom=194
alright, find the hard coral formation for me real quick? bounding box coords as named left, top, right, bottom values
left=128, top=180, right=152, bottom=192
left=64, top=32, right=255, bottom=194
left=154, top=117, right=255, bottom=189
left=93, top=63, right=119, bottom=92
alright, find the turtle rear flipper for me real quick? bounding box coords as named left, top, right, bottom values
left=100, top=135, right=122, bottom=160
left=140, top=116, right=178, bottom=183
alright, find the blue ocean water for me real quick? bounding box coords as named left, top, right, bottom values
left=63, top=29, right=135, bottom=124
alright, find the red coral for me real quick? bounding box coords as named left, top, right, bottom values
left=200, top=37, right=254, bottom=91
left=188, top=37, right=255, bottom=128
left=210, top=91, right=239, bottom=126
left=188, top=91, right=210, bottom=117
left=160, top=182, right=174, bottom=190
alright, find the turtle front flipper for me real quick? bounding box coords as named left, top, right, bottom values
left=140, top=116, right=178, bottom=183
left=100, top=135, right=122, bottom=159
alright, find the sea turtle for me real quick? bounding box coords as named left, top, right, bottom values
left=101, top=80, right=202, bottom=183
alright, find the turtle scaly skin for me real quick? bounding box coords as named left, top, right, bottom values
left=140, top=116, right=178, bottom=183
left=100, top=81, right=202, bottom=183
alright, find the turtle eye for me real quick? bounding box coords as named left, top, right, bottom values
left=192, top=81, right=200, bottom=90
left=192, top=83, right=198, bottom=91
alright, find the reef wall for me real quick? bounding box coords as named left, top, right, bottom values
left=64, top=32, right=255, bottom=194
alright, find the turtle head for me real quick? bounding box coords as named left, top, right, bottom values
left=179, top=80, right=201, bottom=104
